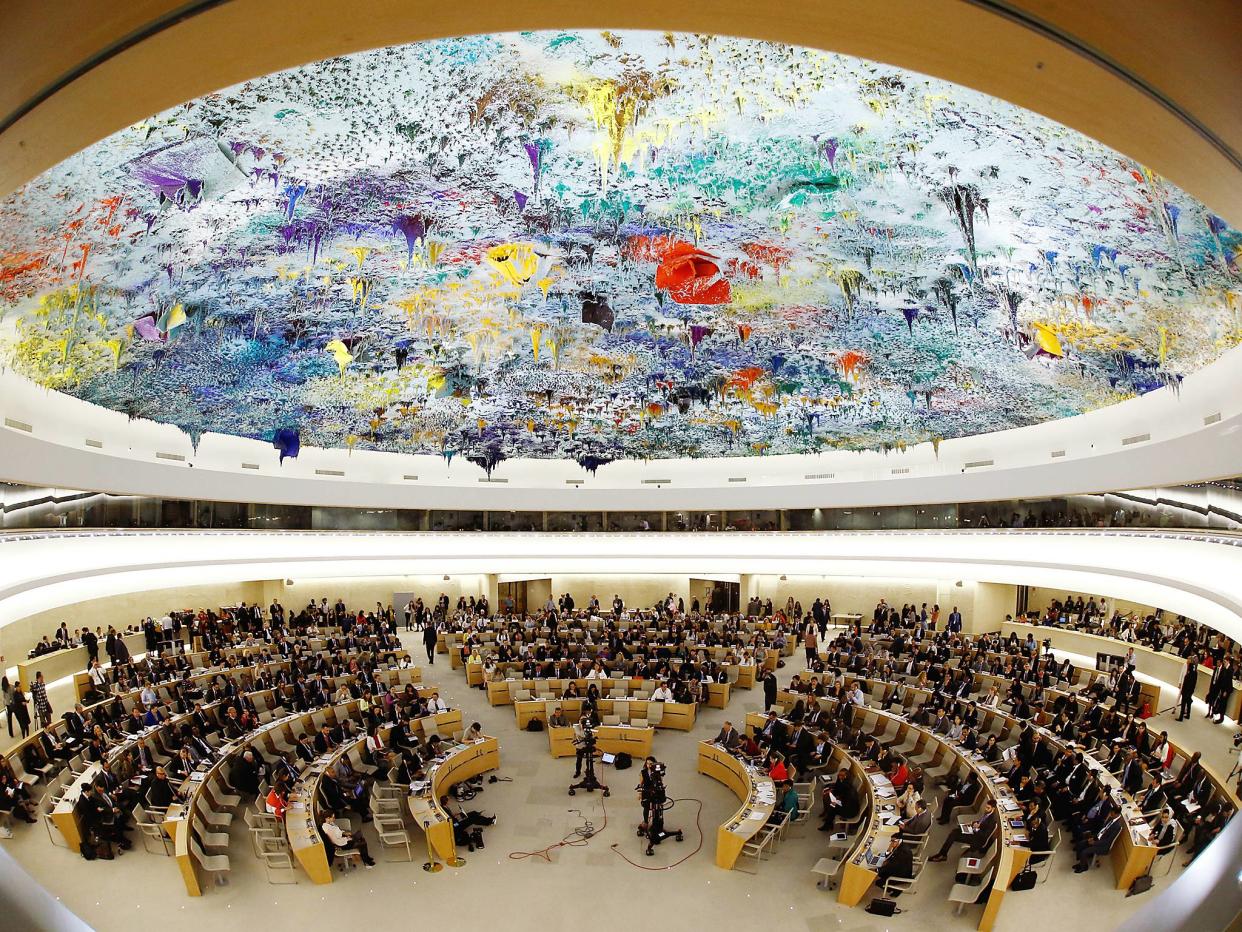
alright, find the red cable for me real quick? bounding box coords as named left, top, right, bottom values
left=507, top=796, right=611, bottom=862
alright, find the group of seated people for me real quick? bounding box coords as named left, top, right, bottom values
left=777, top=661, right=1232, bottom=884
left=1026, top=596, right=1239, bottom=666
left=3, top=598, right=423, bottom=844
left=448, top=608, right=793, bottom=658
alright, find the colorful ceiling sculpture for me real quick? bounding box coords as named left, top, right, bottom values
left=1, top=31, right=1238, bottom=472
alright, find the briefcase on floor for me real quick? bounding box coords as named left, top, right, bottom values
left=1126, top=874, right=1154, bottom=897
left=865, top=898, right=899, bottom=916
left=1010, top=867, right=1037, bottom=891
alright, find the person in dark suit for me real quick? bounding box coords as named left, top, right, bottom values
left=938, top=771, right=981, bottom=824
left=1208, top=658, right=1235, bottom=723
left=899, top=799, right=932, bottom=840
left=877, top=834, right=915, bottom=888
left=422, top=623, right=438, bottom=664
left=1177, top=655, right=1198, bottom=721
left=1073, top=804, right=1123, bottom=871
left=756, top=711, right=786, bottom=749
left=145, top=767, right=182, bottom=810
left=62, top=705, right=89, bottom=745
left=762, top=669, right=778, bottom=711
left=818, top=768, right=858, bottom=832
left=714, top=721, right=741, bottom=750
left=784, top=723, right=814, bottom=771
left=1121, top=756, right=1147, bottom=795
left=929, top=799, right=998, bottom=861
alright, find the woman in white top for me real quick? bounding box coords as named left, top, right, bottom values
left=981, top=685, right=1000, bottom=707
left=586, top=663, right=607, bottom=680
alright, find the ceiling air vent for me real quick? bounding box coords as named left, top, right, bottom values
left=804, top=472, right=834, bottom=480
left=728, top=477, right=747, bottom=483
left=85, top=438, right=103, bottom=449
left=964, top=459, right=993, bottom=469
left=891, top=467, right=910, bottom=475
left=315, top=468, right=344, bottom=477
left=641, top=479, right=670, bottom=485
left=1121, top=433, right=1150, bottom=446
left=155, top=452, right=185, bottom=462
left=1050, top=450, right=1066, bottom=458
left=564, top=479, right=584, bottom=486
left=1204, top=412, right=1221, bottom=426
left=4, top=418, right=32, bottom=432
left=402, top=474, right=419, bottom=481
left=241, top=462, right=259, bottom=470
left=479, top=477, right=509, bottom=484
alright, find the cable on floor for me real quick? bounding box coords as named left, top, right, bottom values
left=609, top=798, right=705, bottom=870
left=507, top=796, right=611, bottom=862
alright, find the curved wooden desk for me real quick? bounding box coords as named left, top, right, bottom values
left=285, top=702, right=364, bottom=885
left=513, top=697, right=696, bottom=732
left=407, top=736, right=500, bottom=864
left=741, top=709, right=895, bottom=904
left=696, top=741, right=775, bottom=869
left=546, top=724, right=654, bottom=759
left=169, top=703, right=323, bottom=894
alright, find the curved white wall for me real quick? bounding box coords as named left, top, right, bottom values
left=2, top=529, right=1240, bottom=643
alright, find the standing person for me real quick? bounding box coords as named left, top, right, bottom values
left=948, top=606, right=963, bottom=634
left=404, top=599, right=415, bottom=632
left=2, top=675, right=14, bottom=738
left=1177, top=653, right=1199, bottom=721
left=30, top=671, right=52, bottom=730
left=11, top=683, right=31, bottom=738
left=803, top=622, right=818, bottom=667
left=422, top=619, right=438, bottom=665
left=1208, top=658, right=1235, bottom=724
left=762, top=668, right=778, bottom=711
left=81, top=628, right=99, bottom=665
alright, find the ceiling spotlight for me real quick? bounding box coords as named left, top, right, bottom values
left=443, top=574, right=450, bottom=581
left=780, top=574, right=788, bottom=581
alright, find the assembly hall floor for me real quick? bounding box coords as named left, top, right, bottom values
left=3, top=631, right=1234, bottom=932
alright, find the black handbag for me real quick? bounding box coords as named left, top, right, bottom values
left=1127, top=874, right=1154, bottom=897
left=865, top=898, right=899, bottom=916
left=1011, top=867, right=1037, bottom=891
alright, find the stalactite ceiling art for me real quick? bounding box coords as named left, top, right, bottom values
left=1, top=31, right=1238, bottom=472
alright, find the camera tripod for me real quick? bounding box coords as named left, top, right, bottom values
left=569, top=732, right=609, bottom=796
left=638, top=798, right=683, bottom=856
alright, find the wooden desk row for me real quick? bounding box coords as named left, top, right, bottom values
left=285, top=705, right=467, bottom=884
left=854, top=705, right=1030, bottom=932
left=998, top=621, right=1242, bottom=722
left=783, top=678, right=1160, bottom=889
left=174, top=702, right=361, bottom=894
left=696, top=741, right=776, bottom=869
left=34, top=659, right=419, bottom=852
left=485, top=675, right=729, bottom=710
left=286, top=707, right=372, bottom=885
left=547, top=724, right=654, bottom=760
left=740, top=710, right=900, bottom=904
left=513, top=698, right=697, bottom=732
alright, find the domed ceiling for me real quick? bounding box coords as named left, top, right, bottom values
left=0, top=31, right=1238, bottom=473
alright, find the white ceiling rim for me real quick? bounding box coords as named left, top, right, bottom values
left=2, top=343, right=1241, bottom=510
left=1, top=530, right=1240, bottom=642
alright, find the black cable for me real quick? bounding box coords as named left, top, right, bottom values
left=610, top=797, right=705, bottom=870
